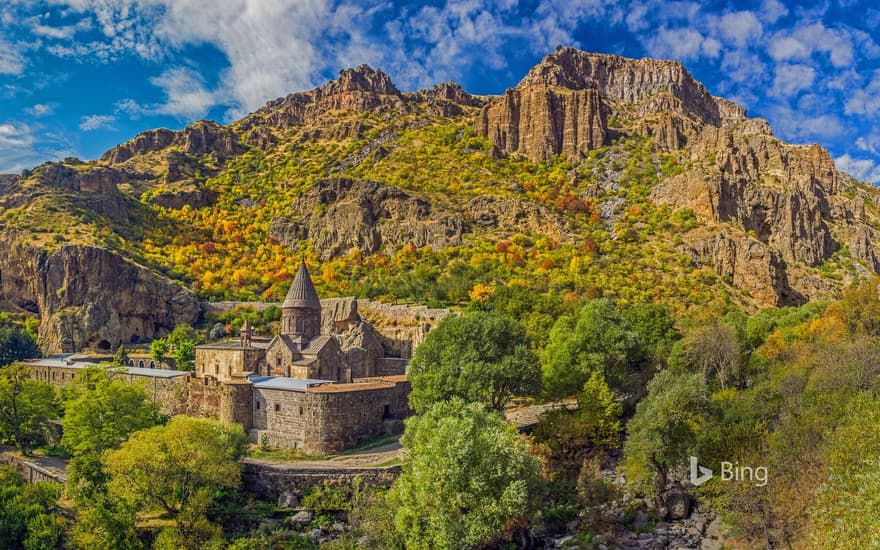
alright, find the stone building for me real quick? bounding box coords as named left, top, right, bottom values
left=26, top=259, right=415, bottom=455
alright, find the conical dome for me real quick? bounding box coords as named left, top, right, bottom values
left=283, top=260, right=321, bottom=309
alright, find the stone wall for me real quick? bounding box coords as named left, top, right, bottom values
left=303, top=383, right=400, bottom=455
left=196, top=346, right=265, bottom=381
left=251, top=388, right=310, bottom=449
left=241, top=459, right=401, bottom=501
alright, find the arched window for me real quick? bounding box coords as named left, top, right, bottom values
left=138, top=360, right=145, bottom=368
left=149, top=361, right=156, bottom=369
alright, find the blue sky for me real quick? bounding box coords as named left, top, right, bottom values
left=1, top=0, right=880, bottom=183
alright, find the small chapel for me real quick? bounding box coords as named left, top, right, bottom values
left=195, top=260, right=357, bottom=383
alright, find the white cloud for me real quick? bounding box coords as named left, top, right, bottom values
left=718, top=11, right=762, bottom=48
left=771, top=63, right=815, bottom=97
left=646, top=27, right=719, bottom=61
left=760, top=0, right=788, bottom=24
left=0, top=34, right=24, bottom=75
left=78, top=114, right=116, bottom=131
left=26, top=103, right=54, bottom=117
left=835, top=154, right=880, bottom=183
left=148, top=66, right=219, bottom=119
left=768, top=23, right=854, bottom=68
left=844, top=70, right=880, bottom=116
left=0, top=121, right=74, bottom=172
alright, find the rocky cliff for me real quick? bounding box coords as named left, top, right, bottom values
left=477, top=48, right=748, bottom=162
left=0, top=235, right=199, bottom=353
left=269, top=178, right=570, bottom=259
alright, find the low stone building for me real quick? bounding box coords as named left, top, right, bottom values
left=26, top=259, right=415, bottom=455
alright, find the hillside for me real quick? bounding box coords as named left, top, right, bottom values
left=2, top=46, right=879, bottom=353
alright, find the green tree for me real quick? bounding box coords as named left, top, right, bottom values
left=622, top=302, right=679, bottom=365
left=809, top=393, right=880, bottom=548
left=622, top=369, right=709, bottom=498
left=62, top=366, right=163, bottom=488
left=390, top=399, right=542, bottom=549
left=150, top=338, right=169, bottom=365
left=0, top=326, right=39, bottom=367
left=541, top=299, right=641, bottom=399
left=0, top=466, right=66, bottom=550
left=103, top=416, right=246, bottom=549
left=112, top=345, right=129, bottom=367
left=669, top=321, right=743, bottom=390
left=834, top=277, right=880, bottom=337
left=408, top=312, right=540, bottom=412
left=0, top=364, right=57, bottom=454
left=169, top=324, right=199, bottom=349
left=174, top=340, right=196, bottom=371
left=533, top=371, right=622, bottom=466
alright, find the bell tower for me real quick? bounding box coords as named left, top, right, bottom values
left=281, top=259, right=322, bottom=345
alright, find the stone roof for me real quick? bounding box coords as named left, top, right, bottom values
left=283, top=259, right=321, bottom=309
left=301, top=334, right=333, bottom=355
left=307, top=381, right=394, bottom=393
left=196, top=340, right=270, bottom=350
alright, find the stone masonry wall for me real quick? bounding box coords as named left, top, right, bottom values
left=241, top=459, right=401, bottom=501
left=251, top=388, right=310, bottom=449
left=303, top=384, right=399, bottom=455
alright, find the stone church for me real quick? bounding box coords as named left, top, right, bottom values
left=195, top=260, right=375, bottom=384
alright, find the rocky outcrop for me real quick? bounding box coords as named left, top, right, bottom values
left=270, top=178, right=465, bottom=259
left=10, top=163, right=136, bottom=220
left=0, top=235, right=200, bottom=353
left=100, top=120, right=244, bottom=164
left=478, top=84, right=606, bottom=162
left=271, top=178, right=573, bottom=259
left=244, top=66, right=406, bottom=129
left=466, top=195, right=570, bottom=239
left=682, top=230, right=800, bottom=306
left=356, top=299, right=450, bottom=360
left=522, top=48, right=745, bottom=125
left=477, top=48, right=749, bottom=162
left=653, top=120, right=843, bottom=267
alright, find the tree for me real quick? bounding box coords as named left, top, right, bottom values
left=0, top=364, right=57, bottom=454
left=62, top=366, right=163, bottom=488
left=112, top=345, right=129, bottom=367
left=174, top=340, right=196, bottom=371
left=622, top=369, right=709, bottom=498
left=390, top=399, right=542, bottom=549
left=0, top=326, right=39, bottom=367
left=669, top=321, right=743, bottom=389
left=541, top=299, right=641, bottom=399
left=810, top=393, right=880, bottom=548
left=0, top=465, right=66, bottom=550
left=622, top=302, right=679, bottom=365
left=408, top=312, right=540, bottom=412
left=150, top=338, right=169, bottom=365
left=533, top=371, right=622, bottom=466
left=103, top=416, right=246, bottom=549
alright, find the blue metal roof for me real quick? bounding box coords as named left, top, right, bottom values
left=125, top=367, right=188, bottom=378
left=248, top=376, right=332, bottom=391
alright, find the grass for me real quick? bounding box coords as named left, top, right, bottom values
left=244, top=444, right=323, bottom=461
left=337, top=433, right=401, bottom=456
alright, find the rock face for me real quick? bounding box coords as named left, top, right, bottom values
left=270, top=178, right=572, bottom=259
left=477, top=83, right=606, bottom=162
left=100, top=120, right=243, bottom=164
left=682, top=230, right=800, bottom=306
left=477, top=48, right=748, bottom=162
left=0, top=236, right=200, bottom=353
left=243, top=66, right=407, bottom=129
left=270, top=178, right=466, bottom=259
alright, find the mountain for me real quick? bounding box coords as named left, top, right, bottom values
left=3, top=47, right=878, bottom=353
